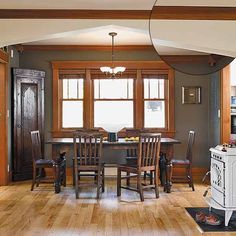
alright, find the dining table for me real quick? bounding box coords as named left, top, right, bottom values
left=46, top=137, right=180, bottom=193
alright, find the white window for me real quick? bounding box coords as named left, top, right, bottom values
left=94, top=79, right=134, bottom=131
left=143, top=77, right=167, bottom=128
left=62, top=78, right=84, bottom=128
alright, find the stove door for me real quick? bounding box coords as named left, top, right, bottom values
left=211, top=158, right=225, bottom=193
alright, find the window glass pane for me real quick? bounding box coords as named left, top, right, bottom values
left=94, top=79, right=133, bottom=99
left=150, top=79, right=159, bottom=99
left=94, top=80, right=99, bottom=99
left=62, top=101, right=83, bottom=128
left=144, top=101, right=165, bottom=128
left=62, top=79, right=83, bottom=99
left=159, top=80, right=165, bottom=99
left=144, top=79, right=149, bottom=99
left=128, top=79, right=133, bottom=99
left=68, top=79, right=78, bottom=98
left=78, top=79, right=84, bottom=99
left=144, top=79, right=165, bottom=99
left=63, top=79, right=68, bottom=99
left=94, top=101, right=133, bottom=130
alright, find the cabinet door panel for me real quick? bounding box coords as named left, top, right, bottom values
left=13, top=69, right=45, bottom=181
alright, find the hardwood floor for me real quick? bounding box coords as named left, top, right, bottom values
left=0, top=178, right=233, bottom=236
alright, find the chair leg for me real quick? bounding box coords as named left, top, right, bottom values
left=137, top=173, right=144, bottom=202
left=62, top=164, right=66, bottom=187
left=117, top=168, right=121, bottom=196
left=54, top=165, right=61, bottom=194
left=72, top=160, right=75, bottom=186
left=143, top=171, right=147, bottom=181
left=31, top=166, right=36, bottom=191
left=36, top=167, right=42, bottom=187
left=189, top=166, right=195, bottom=191
left=126, top=172, right=130, bottom=186
left=96, top=170, right=101, bottom=199
left=102, top=167, right=105, bottom=193
left=94, top=171, right=98, bottom=182
left=154, top=169, right=159, bottom=198
left=74, top=164, right=79, bottom=199
left=150, top=171, right=153, bottom=185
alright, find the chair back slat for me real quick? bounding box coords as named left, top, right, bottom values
left=125, top=129, right=142, bottom=157
left=73, top=130, right=103, bottom=166
left=138, top=133, right=161, bottom=168
left=30, top=130, right=42, bottom=162
left=186, top=130, right=195, bottom=162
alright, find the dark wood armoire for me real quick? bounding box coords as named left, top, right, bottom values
left=12, top=68, right=45, bottom=181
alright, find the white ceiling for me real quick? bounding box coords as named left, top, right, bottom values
left=0, top=1, right=236, bottom=57
left=25, top=25, right=151, bottom=46
left=0, top=0, right=154, bottom=10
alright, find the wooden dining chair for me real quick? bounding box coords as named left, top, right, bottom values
left=117, top=133, right=161, bottom=201
left=73, top=130, right=104, bottom=199
left=171, top=130, right=195, bottom=191
left=73, top=128, right=101, bottom=184
left=30, top=130, right=66, bottom=193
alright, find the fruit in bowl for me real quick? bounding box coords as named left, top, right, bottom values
left=124, top=136, right=139, bottom=141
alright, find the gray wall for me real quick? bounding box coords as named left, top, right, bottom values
left=209, top=72, right=221, bottom=147
left=174, top=71, right=211, bottom=167
left=19, top=49, right=220, bottom=168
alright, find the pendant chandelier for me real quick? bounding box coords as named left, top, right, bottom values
left=100, top=32, right=126, bottom=78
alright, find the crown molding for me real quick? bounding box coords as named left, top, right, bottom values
left=14, top=44, right=154, bottom=52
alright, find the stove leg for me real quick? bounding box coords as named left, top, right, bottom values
left=225, top=210, right=233, bottom=227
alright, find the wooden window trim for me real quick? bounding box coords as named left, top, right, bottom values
left=52, top=61, right=175, bottom=138
left=0, top=49, right=9, bottom=185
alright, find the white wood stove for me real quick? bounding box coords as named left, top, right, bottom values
left=208, top=146, right=236, bottom=226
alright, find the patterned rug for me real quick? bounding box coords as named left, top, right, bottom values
left=185, top=207, right=236, bottom=232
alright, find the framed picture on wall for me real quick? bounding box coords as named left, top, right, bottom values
left=182, top=86, right=201, bottom=104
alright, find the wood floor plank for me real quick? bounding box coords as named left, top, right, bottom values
left=0, top=179, right=228, bottom=236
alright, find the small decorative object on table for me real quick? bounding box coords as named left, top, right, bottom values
left=108, top=132, right=117, bottom=142
left=99, top=123, right=127, bottom=142
left=228, top=140, right=236, bottom=148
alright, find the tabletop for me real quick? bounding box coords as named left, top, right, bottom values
left=46, top=137, right=180, bottom=145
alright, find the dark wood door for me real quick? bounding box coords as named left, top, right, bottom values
left=12, top=68, right=45, bottom=181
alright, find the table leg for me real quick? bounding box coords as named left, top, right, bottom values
left=54, top=164, right=61, bottom=194
left=165, top=145, right=173, bottom=193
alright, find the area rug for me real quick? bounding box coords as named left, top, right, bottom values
left=185, top=207, right=236, bottom=232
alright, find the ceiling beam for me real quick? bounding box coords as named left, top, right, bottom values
left=0, top=7, right=236, bottom=20
left=0, top=9, right=150, bottom=19
left=152, top=6, right=236, bottom=20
